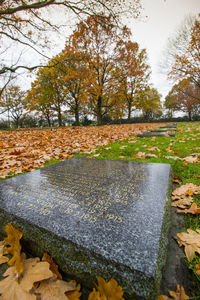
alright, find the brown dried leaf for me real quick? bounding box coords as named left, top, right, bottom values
left=176, top=229, right=200, bottom=261
left=42, top=252, right=62, bottom=280
left=159, top=285, right=189, bottom=300
left=177, top=203, right=200, bottom=214
left=0, top=241, right=9, bottom=265
left=35, top=277, right=76, bottom=300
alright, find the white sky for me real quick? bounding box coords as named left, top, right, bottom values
left=127, top=0, right=200, bottom=100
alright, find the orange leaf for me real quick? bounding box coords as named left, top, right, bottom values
left=42, top=252, right=62, bottom=280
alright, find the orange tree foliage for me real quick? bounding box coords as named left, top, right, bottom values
left=169, top=14, right=200, bottom=97
left=0, top=123, right=166, bottom=178
left=70, top=15, right=133, bottom=125
left=26, top=15, right=153, bottom=125
left=164, top=79, right=199, bottom=120
left=117, top=41, right=151, bottom=121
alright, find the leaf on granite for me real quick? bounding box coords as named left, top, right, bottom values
left=4, top=223, right=23, bottom=277
left=88, top=277, right=124, bottom=300
left=177, top=203, right=200, bottom=214
left=42, top=252, right=62, bottom=280
left=176, top=229, right=200, bottom=261
left=35, top=277, right=76, bottom=300
left=159, top=284, right=189, bottom=300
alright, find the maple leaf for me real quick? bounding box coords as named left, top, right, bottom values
left=159, top=284, right=189, bottom=300
left=0, top=256, right=53, bottom=299
left=35, top=277, right=77, bottom=300
left=42, top=252, right=62, bottom=280
left=4, top=223, right=23, bottom=277
left=88, top=277, right=124, bottom=300
left=176, top=229, right=200, bottom=261
left=177, top=202, right=200, bottom=214
left=171, top=197, right=193, bottom=209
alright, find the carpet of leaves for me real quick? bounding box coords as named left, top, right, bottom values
left=0, top=123, right=166, bottom=178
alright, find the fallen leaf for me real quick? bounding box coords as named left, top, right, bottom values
left=177, top=203, right=200, bottom=214
left=66, top=282, right=82, bottom=300
left=176, top=228, right=200, bottom=261
left=183, top=155, right=199, bottom=164
left=171, top=197, right=193, bottom=209
left=35, top=277, right=77, bottom=300
left=195, top=262, right=200, bottom=275
left=88, top=277, right=124, bottom=300
left=4, top=223, right=23, bottom=277
left=0, top=241, right=9, bottom=265
left=134, top=152, right=146, bottom=158
left=42, top=252, right=62, bottom=280
left=159, top=284, right=189, bottom=300
left=173, top=179, right=181, bottom=184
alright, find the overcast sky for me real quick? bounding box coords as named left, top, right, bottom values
left=126, top=0, right=200, bottom=100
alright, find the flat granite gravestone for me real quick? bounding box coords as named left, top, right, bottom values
left=138, top=131, right=175, bottom=137
left=0, top=158, right=172, bottom=299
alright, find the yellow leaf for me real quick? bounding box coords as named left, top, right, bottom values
left=88, top=288, right=106, bottom=300
left=4, top=223, right=23, bottom=277
left=159, top=285, right=189, bottom=300
left=88, top=277, right=124, bottom=300
left=35, top=277, right=76, bottom=300
left=66, top=282, right=82, bottom=300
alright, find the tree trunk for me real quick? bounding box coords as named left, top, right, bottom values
left=188, top=111, right=192, bottom=121
left=46, top=114, right=51, bottom=127
left=127, top=100, right=132, bottom=122
left=58, top=107, right=62, bottom=126
left=74, top=98, right=80, bottom=126
left=97, top=96, right=102, bottom=125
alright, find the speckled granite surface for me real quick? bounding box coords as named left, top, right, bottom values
left=0, top=158, right=172, bottom=299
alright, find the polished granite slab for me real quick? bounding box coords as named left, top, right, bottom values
left=0, top=158, right=172, bottom=299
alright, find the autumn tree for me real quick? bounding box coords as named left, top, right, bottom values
left=26, top=64, right=68, bottom=126
left=164, top=79, right=199, bottom=120
left=117, top=41, right=151, bottom=121
left=51, top=46, right=89, bottom=126
left=167, top=14, right=200, bottom=98
left=70, top=15, right=132, bottom=125
left=0, top=85, right=26, bottom=128
left=136, top=87, right=162, bottom=120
